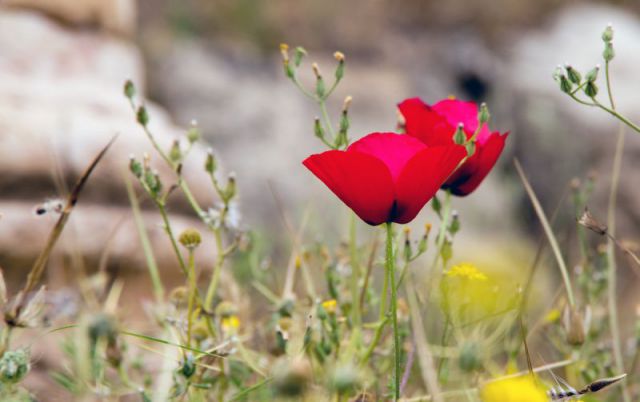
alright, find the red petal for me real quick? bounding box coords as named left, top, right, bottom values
left=303, top=150, right=396, bottom=225
left=393, top=144, right=467, bottom=224
left=347, top=132, right=426, bottom=180
left=398, top=98, right=454, bottom=146
left=433, top=99, right=492, bottom=143
left=444, top=132, right=508, bottom=196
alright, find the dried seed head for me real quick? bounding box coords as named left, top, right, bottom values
left=564, top=306, right=586, bottom=346
left=0, top=349, right=30, bottom=385
left=577, top=207, right=607, bottom=236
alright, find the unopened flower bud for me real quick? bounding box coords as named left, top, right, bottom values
left=334, top=51, right=345, bottom=81
left=136, top=105, right=149, bottom=126
left=204, top=150, right=216, bottom=174
left=565, top=65, right=582, bottom=84
left=559, top=75, right=573, bottom=94
left=453, top=123, right=466, bottom=145
left=602, top=24, right=614, bottom=42
left=294, top=46, right=307, bottom=67
left=585, top=81, right=599, bottom=98
left=169, top=139, right=182, bottom=163
left=459, top=342, right=482, bottom=372
left=129, top=155, right=142, bottom=178
left=603, top=42, right=615, bottom=62
left=144, top=169, right=162, bottom=196
left=224, top=173, right=237, bottom=201
left=179, top=228, right=201, bottom=250
left=124, top=80, right=135, bottom=99
left=465, top=141, right=476, bottom=157
left=403, top=226, right=412, bottom=261
left=280, top=44, right=294, bottom=78
left=187, top=120, right=200, bottom=143
left=478, top=102, right=490, bottom=124
left=314, top=117, right=325, bottom=139
left=585, top=65, right=600, bottom=82
left=312, top=63, right=325, bottom=98
left=180, top=353, right=196, bottom=378
left=448, top=211, right=460, bottom=235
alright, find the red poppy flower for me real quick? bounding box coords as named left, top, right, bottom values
left=303, top=132, right=466, bottom=226
left=398, top=97, right=509, bottom=196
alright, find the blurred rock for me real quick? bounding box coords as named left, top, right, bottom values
left=3, top=0, right=136, bottom=36
left=507, top=4, right=640, bottom=236
left=0, top=9, right=222, bottom=282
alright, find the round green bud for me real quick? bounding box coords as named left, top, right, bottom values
left=178, top=228, right=201, bottom=249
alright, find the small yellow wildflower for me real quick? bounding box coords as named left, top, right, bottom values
left=321, top=299, right=338, bottom=314
left=544, top=308, right=561, bottom=324
left=446, top=263, right=488, bottom=281
left=221, top=315, right=240, bottom=332
left=480, top=376, right=547, bottom=402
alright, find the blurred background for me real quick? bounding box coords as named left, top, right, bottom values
left=1, top=0, right=640, bottom=396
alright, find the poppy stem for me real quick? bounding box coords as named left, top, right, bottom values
left=386, top=222, right=401, bottom=400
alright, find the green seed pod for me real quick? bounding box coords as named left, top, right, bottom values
left=124, top=80, right=136, bottom=99
left=465, top=141, right=476, bottom=157
left=603, top=42, right=615, bottom=62
left=314, top=117, right=325, bottom=139
left=559, top=75, right=573, bottom=94
left=565, top=65, right=582, bottom=84
left=585, top=66, right=600, bottom=82
left=334, top=51, right=345, bottom=81
left=478, top=102, right=490, bottom=124
left=585, top=81, right=599, bottom=98
left=453, top=123, right=466, bottom=145
left=180, top=354, right=196, bottom=378
left=186, top=121, right=200, bottom=143
left=294, top=47, right=307, bottom=67
left=204, top=150, right=216, bottom=174
left=129, top=155, right=142, bottom=178
left=136, top=105, right=149, bottom=126
left=169, top=140, right=181, bottom=163
left=602, top=24, right=614, bottom=42
left=459, top=342, right=482, bottom=372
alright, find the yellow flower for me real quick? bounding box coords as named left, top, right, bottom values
left=544, top=308, right=561, bottom=324
left=446, top=263, right=488, bottom=281
left=321, top=299, right=338, bottom=314
left=221, top=315, right=240, bottom=333
left=480, top=376, right=547, bottom=402
left=480, top=376, right=549, bottom=402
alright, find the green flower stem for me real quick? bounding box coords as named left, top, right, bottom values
left=156, top=202, right=188, bottom=277
left=204, top=228, right=225, bottom=311
left=349, top=213, right=362, bottom=327
left=125, top=176, right=164, bottom=302
left=186, top=250, right=197, bottom=347
left=386, top=222, right=401, bottom=400
left=603, top=59, right=631, bottom=402
left=432, top=190, right=452, bottom=269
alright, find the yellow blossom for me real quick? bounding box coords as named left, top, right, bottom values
left=480, top=376, right=547, bottom=402
left=321, top=299, right=337, bottom=314
left=221, top=315, right=240, bottom=332
left=544, top=308, right=561, bottom=324
left=446, top=263, right=488, bottom=281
